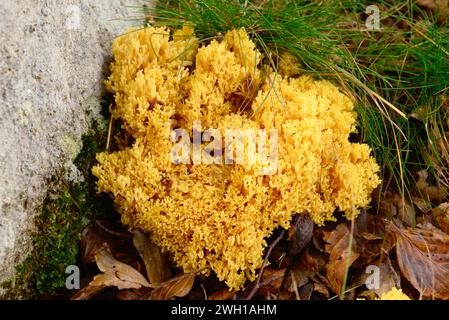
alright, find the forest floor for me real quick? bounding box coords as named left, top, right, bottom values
left=3, top=0, right=449, bottom=300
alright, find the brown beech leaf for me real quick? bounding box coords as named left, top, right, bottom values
left=71, top=284, right=106, bottom=300
left=299, top=283, right=314, bottom=300
left=208, top=288, right=236, bottom=300
left=389, top=223, right=449, bottom=299
left=148, top=273, right=195, bottom=300
left=432, top=202, right=449, bottom=234
left=91, top=249, right=151, bottom=290
left=133, top=229, right=172, bottom=284
left=412, top=195, right=433, bottom=214
left=358, top=232, right=383, bottom=241
left=284, top=249, right=319, bottom=292
left=313, top=282, right=330, bottom=298
left=277, top=288, right=293, bottom=300
left=355, top=233, right=386, bottom=265
left=312, top=228, right=327, bottom=252
left=417, top=0, right=449, bottom=24
left=258, top=268, right=286, bottom=296
left=288, top=215, right=314, bottom=255
left=416, top=170, right=448, bottom=203
left=116, top=289, right=143, bottom=300
left=373, top=258, right=401, bottom=298
left=354, top=256, right=400, bottom=298
left=270, top=248, right=292, bottom=269
left=80, top=225, right=108, bottom=264
left=417, top=0, right=448, bottom=17
left=379, top=192, right=416, bottom=227
left=323, top=224, right=360, bottom=295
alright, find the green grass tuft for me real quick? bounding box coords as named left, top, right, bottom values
left=144, top=0, right=449, bottom=195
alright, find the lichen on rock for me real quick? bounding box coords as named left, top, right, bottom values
left=92, top=26, right=381, bottom=290
left=0, top=0, right=149, bottom=291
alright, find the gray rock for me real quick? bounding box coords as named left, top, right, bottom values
left=0, top=0, right=150, bottom=288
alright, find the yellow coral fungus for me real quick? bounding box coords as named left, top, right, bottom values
left=380, top=287, right=411, bottom=300
left=93, top=26, right=381, bottom=290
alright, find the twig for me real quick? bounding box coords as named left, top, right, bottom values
left=245, top=230, right=285, bottom=300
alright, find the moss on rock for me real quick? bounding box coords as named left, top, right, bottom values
left=1, top=119, right=108, bottom=299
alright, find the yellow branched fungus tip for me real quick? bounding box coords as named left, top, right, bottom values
left=380, top=287, right=411, bottom=300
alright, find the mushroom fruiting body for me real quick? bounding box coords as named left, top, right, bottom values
left=93, top=27, right=381, bottom=290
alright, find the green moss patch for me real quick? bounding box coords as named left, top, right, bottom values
left=1, top=118, right=109, bottom=299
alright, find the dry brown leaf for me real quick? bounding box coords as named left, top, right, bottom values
left=355, top=226, right=395, bottom=266
left=133, top=229, right=172, bottom=284
left=148, top=273, right=195, bottom=300
left=389, top=222, right=449, bottom=299
left=313, top=282, right=330, bottom=298
left=270, top=248, right=292, bottom=269
left=354, top=208, right=369, bottom=234
left=417, top=0, right=448, bottom=18
left=288, top=215, right=314, bottom=255
left=358, top=232, right=383, bottom=241
left=323, top=223, right=360, bottom=295
left=299, top=283, right=314, bottom=300
left=71, top=284, right=106, bottom=300
left=354, top=212, right=395, bottom=262
left=432, top=202, right=449, bottom=233
left=412, top=195, right=433, bottom=214
left=284, top=249, right=319, bottom=292
left=277, top=288, right=294, bottom=300
left=417, top=0, right=449, bottom=24
left=356, top=257, right=400, bottom=298
left=312, top=228, right=327, bottom=252
left=258, top=268, right=286, bottom=296
left=417, top=213, right=434, bottom=226
left=208, top=288, right=236, bottom=300
left=72, top=248, right=152, bottom=300
left=92, top=249, right=151, bottom=290
left=374, top=258, right=401, bottom=298
left=379, top=192, right=416, bottom=227
left=80, top=225, right=108, bottom=264
left=116, top=289, right=144, bottom=300
left=416, top=170, right=448, bottom=203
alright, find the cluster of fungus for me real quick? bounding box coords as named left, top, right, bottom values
left=92, top=26, right=381, bottom=290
